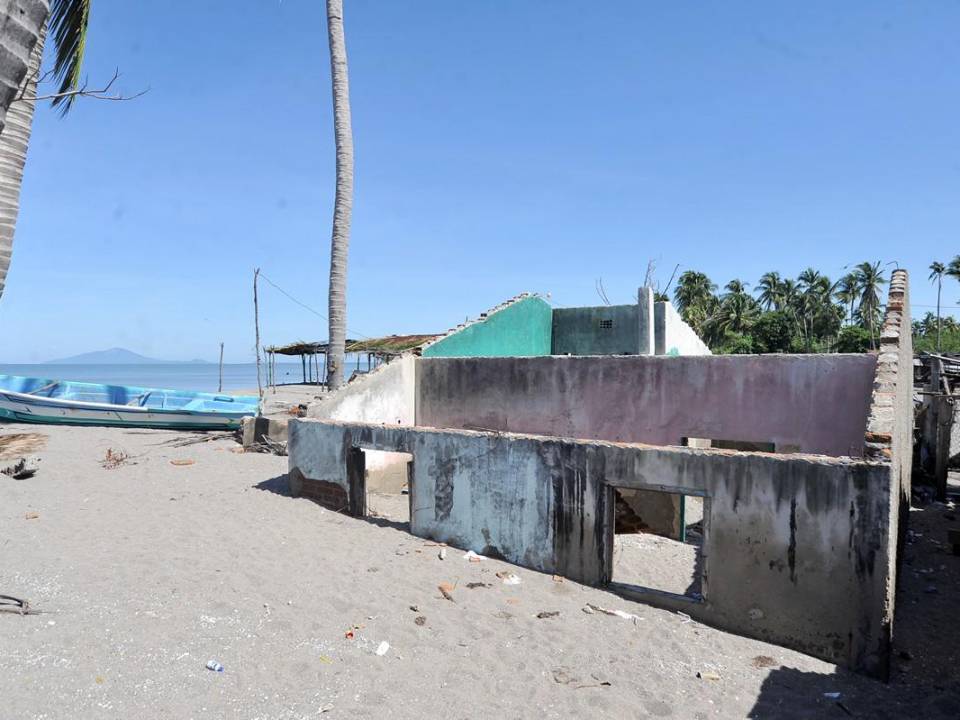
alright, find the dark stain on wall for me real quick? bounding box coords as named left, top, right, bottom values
left=431, top=454, right=457, bottom=522
left=788, top=498, right=798, bottom=584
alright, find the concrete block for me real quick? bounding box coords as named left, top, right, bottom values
left=241, top=416, right=288, bottom=448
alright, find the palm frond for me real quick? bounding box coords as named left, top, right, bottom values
left=49, top=0, right=91, bottom=115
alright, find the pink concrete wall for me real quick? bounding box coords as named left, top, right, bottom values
left=416, top=354, right=877, bottom=457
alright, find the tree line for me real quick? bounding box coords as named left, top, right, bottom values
left=668, top=257, right=960, bottom=354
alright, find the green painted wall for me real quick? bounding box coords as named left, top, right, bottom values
left=423, top=296, right=553, bottom=358
left=551, top=305, right=639, bottom=355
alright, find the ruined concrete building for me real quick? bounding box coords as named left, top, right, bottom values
left=288, top=271, right=912, bottom=680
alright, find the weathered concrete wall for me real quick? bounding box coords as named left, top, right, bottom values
left=638, top=286, right=655, bottom=355
left=861, top=269, right=912, bottom=681
left=422, top=295, right=552, bottom=358
left=551, top=304, right=639, bottom=355
left=306, top=354, right=415, bottom=491
left=417, top=354, right=877, bottom=457
left=288, top=419, right=894, bottom=678
left=655, top=301, right=712, bottom=356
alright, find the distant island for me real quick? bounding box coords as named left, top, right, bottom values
left=46, top=348, right=211, bottom=365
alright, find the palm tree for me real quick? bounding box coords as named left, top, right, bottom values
left=0, top=1, right=47, bottom=136
left=756, top=271, right=782, bottom=311
left=707, top=280, right=759, bottom=339
left=673, top=271, right=716, bottom=314
left=673, top=271, right=717, bottom=337
left=929, top=261, right=946, bottom=351
left=854, top=261, right=886, bottom=348
left=724, top=278, right=749, bottom=296
left=797, top=267, right=822, bottom=293
left=947, top=255, right=960, bottom=285
left=834, top=272, right=860, bottom=326
left=324, top=0, right=354, bottom=391
left=0, top=0, right=90, bottom=303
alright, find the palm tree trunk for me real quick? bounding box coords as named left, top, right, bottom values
left=0, top=20, right=44, bottom=303
left=0, top=1, right=47, bottom=135
left=324, top=0, right=353, bottom=391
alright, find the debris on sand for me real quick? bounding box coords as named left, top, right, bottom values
left=552, top=666, right=612, bottom=689
left=496, top=571, right=521, bottom=585
left=438, top=582, right=456, bottom=602
left=0, top=594, right=31, bottom=615
left=0, top=433, right=47, bottom=460
left=1, top=457, right=39, bottom=480
left=583, top=603, right=641, bottom=621
left=101, top=449, right=132, bottom=469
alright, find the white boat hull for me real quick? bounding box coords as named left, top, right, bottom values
left=0, top=390, right=249, bottom=430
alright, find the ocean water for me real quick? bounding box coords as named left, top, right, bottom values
left=0, top=363, right=319, bottom=394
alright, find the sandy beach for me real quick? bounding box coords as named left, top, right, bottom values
left=2, top=422, right=959, bottom=719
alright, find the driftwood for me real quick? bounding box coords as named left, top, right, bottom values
left=245, top=437, right=287, bottom=456
left=160, top=432, right=236, bottom=448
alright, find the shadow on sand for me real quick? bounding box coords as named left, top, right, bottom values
left=252, top=474, right=410, bottom=532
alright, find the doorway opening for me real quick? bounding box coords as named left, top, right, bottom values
left=362, top=450, right=413, bottom=526
left=610, top=486, right=707, bottom=601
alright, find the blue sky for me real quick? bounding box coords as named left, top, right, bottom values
left=0, top=0, right=956, bottom=362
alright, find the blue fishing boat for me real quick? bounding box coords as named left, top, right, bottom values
left=0, top=375, right=259, bottom=430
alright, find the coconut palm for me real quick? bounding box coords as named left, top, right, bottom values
left=707, top=280, right=759, bottom=340
left=0, top=1, right=47, bottom=135
left=756, top=271, right=782, bottom=311
left=0, top=0, right=90, bottom=303
left=724, top=278, right=749, bottom=296
left=324, top=0, right=353, bottom=391
left=834, top=272, right=860, bottom=326
left=797, top=267, right=822, bottom=293
left=929, top=261, right=946, bottom=351
left=948, top=255, right=960, bottom=284
left=673, top=271, right=716, bottom=314
left=854, top=261, right=886, bottom=347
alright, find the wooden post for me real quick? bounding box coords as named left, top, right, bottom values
left=301, top=354, right=307, bottom=383
left=253, top=268, right=263, bottom=410
left=218, top=341, right=224, bottom=392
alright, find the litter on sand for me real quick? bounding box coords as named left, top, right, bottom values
left=438, top=548, right=447, bottom=560
left=496, top=571, right=521, bottom=585
left=1, top=458, right=39, bottom=480
left=170, top=459, right=196, bottom=467
left=375, top=641, right=390, bottom=656
left=438, top=582, right=456, bottom=602
left=536, top=611, right=560, bottom=619
left=697, top=671, right=721, bottom=681
left=24, top=511, right=39, bottom=520
left=462, top=550, right=484, bottom=562
left=0, top=594, right=31, bottom=615
left=583, top=603, right=642, bottom=621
